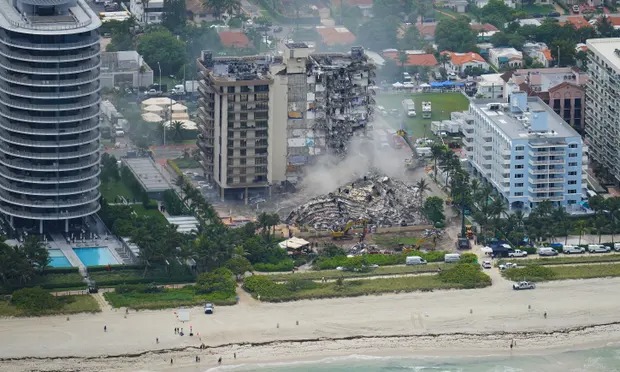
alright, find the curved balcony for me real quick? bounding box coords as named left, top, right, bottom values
left=0, top=117, right=98, bottom=135
left=0, top=106, right=99, bottom=123
left=0, top=189, right=100, bottom=208
left=0, top=164, right=100, bottom=184
left=0, top=201, right=100, bottom=220
left=0, top=128, right=100, bottom=148
left=0, top=92, right=100, bottom=112
left=0, top=69, right=99, bottom=87
left=0, top=44, right=99, bottom=63
left=0, top=177, right=100, bottom=196
left=0, top=141, right=100, bottom=160
left=0, top=80, right=100, bottom=99
left=0, top=55, right=101, bottom=75
left=0, top=153, right=99, bottom=171
left=0, top=32, right=100, bottom=51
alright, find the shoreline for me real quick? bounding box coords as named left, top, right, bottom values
left=3, top=277, right=620, bottom=371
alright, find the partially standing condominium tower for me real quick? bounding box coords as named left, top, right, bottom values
left=0, top=0, right=102, bottom=233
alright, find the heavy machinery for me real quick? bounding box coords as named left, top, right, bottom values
left=465, top=225, right=474, bottom=239
left=396, top=129, right=421, bottom=170
left=331, top=219, right=368, bottom=240
left=422, top=101, right=432, bottom=119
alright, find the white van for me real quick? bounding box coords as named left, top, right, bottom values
left=405, top=256, right=427, bottom=265
left=537, top=247, right=558, bottom=256
left=444, top=253, right=461, bottom=263
left=588, top=244, right=611, bottom=253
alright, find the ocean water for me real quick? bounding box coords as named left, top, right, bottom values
left=205, top=347, right=620, bottom=372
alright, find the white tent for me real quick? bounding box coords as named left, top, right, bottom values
left=171, top=112, right=190, bottom=120
left=164, top=119, right=197, bottom=130
left=143, top=104, right=163, bottom=113
left=278, top=237, right=310, bottom=250
left=392, top=82, right=404, bottom=88
left=141, top=112, right=163, bottom=122
left=481, top=246, right=493, bottom=254
left=171, top=103, right=188, bottom=113
left=141, top=97, right=176, bottom=107
left=419, top=83, right=431, bottom=88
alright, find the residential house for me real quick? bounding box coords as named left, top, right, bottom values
left=477, top=73, right=505, bottom=99
left=488, top=47, right=523, bottom=69
left=501, top=67, right=589, bottom=133
left=562, top=15, right=592, bottom=29
left=522, top=42, right=554, bottom=67
left=471, top=23, right=499, bottom=41
left=382, top=49, right=438, bottom=68
left=441, top=51, right=490, bottom=74
left=186, top=0, right=214, bottom=23
left=316, top=26, right=356, bottom=47
left=443, top=0, right=468, bottom=13
left=416, top=22, right=437, bottom=41
left=218, top=30, right=251, bottom=48
left=345, top=0, right=373, bottom=17
left=130, top=0, right=164, bottom=25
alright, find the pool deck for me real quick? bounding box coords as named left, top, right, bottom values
left=49, top=234, right=127, bottom=267
left=48, top=235, right=84, bottom=269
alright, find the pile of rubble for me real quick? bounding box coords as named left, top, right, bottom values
left=286, top=174, right=427, bottom=230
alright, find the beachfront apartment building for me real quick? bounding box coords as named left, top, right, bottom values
left=464, top=91, right=586, bottom=214
left=0, top=0, right=102, bottom=233
left=584, top=38, right=620, bottom=184
left=196, top=45, right=376, bottom=200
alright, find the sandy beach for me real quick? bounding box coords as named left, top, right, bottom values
left=2, top=273, right=620, bottom=371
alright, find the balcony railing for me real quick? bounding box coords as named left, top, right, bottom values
left=0, top=92, right=100, bottom=112
left=0, top=128, right=100, bottom=148
left=0, top=80, right=100, bottom=99
left=0, top=153, right=99, bottom=171
left=0, top=106, right=99, bottom=123
left=0, top=43, right=99, bottom=63
left=0, top=141, right=100, bottom=160
left=0, top=164, right=100, bottom=184
left=0, top=189, right=100, bottom=208
left=0, top=116, right=98, bottom=135
left=0, top=55, right=100, bottom=75
left=0, top=201, right=100, bottom=220
left=0, top=31, right=100, bottom=51
left=0, top=69, right=99, bottom=87
left=0, top=177, right=99, bottom=196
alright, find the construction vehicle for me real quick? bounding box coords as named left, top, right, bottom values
left=402, top=99, right=416, bottom=117
left=331, top=219, right=368, bottom=240
left=465, top=225, right=474, bottom=239
left=396, top=129, right=422, bottom=170
left=422, top=101, right=432, bottom=119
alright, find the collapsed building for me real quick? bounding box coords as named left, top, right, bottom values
left=286, top=174, right=427, bottom=230
left=195, top=44, right=376, bottom=201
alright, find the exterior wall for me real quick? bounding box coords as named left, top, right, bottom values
left=547, top=84, right=585, bottom=134
left=100, top=71, right=153, bottom=88
left=449, top=60, right=490, bottom=73
left=489, top=49, right=523, bottom=69
left=130, top=0, right=164, bottom=24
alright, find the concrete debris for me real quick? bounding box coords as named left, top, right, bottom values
left=286, top=174, right=427, bottom=230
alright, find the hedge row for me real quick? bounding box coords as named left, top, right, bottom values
left=313, top=252, right=447, bottom=270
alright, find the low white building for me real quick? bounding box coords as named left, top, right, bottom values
left=130, top=0, right=164, bottom=24
left=488, top=47, right=523, bottom=69
left=101, top=51, right=154, bottom=89
left=523, top=42, right=553, bottom=67
left=476, top=73, right=504, bottom=99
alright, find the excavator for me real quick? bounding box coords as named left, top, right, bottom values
left=396, top=129, right=419, bottom=170
left=331, top=219, right=368, bottom=240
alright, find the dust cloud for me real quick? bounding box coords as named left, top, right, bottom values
left=298, top=128, right=408, bottom=197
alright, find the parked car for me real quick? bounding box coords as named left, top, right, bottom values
left=547, top=11, right=561, bottom=17
left=588, top=244, right=611, bottom=253
left=482, top=260, right=492, bottom=269
left=406, top=256, right=427, bottom=265
left=563, top=245, right=586, bottom=254
left=204, top=303, right=214, bottom=314
left=513, top=281, right=536, bottom=290
left=499, top=262, right=517, bottom=270
left=537, top=247, right=558, bottom=256
left=508, top=249, right=528, bottom=258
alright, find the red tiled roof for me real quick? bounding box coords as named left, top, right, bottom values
left=606, top=15, right=620, bottom=26
left=218, top=31, right=251, bottom=48
left=416, top=23, right=436, bottom=38
left=316, top=26, right=356, bottom=46
left=542, top=48, right=553, bottom=61
left=470, top=23, right=499, bottom=32
left=186, top=0, right=207, bottom=15
left=441, top=51, right=486, bottom=65
left=383, top=50, right=438, bottom=67
left=562, top=16, right=591, bottom=29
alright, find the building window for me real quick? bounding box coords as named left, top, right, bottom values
left=514, top=192, right=523, bottom=196
left=564, top=99, right=571, bottom=108
left=569, top=162, right=577, bottom=167
left=569, top=153, right=577, bottom=157
left=569, top=144, right=578, bottom=149
left=241, top=86, right=251, bottom=93
left=515, top=146, right=524, bottom=151
left=515, top=173, right=523, bottom=178
left=515, top=164, right=523, bottom=169
left=228, top=86, right=235, bottom=93
left=574, top=98, right=581, bottom=108
left=255, top=85, right=269, bottom=92
left=568, top=180, right=577, bottom=185
left=515, top=182, right=524, bottom=187
left=568, top=189, right=577, bottom=194
left=568, top=171, right=577, bottom=176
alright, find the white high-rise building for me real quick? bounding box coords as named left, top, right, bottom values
left=0, top=0, right=102, bottom=233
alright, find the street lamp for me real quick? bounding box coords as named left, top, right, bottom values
left=157, top=61, right=162, bottom=93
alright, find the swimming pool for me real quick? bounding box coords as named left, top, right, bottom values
left=48, top=249, right=72, bottom=268
left=73, top=247, right=119, bottom=266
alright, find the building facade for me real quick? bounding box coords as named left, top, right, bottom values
left=488, top=47, right=523, bottom=69
left=130, top=0, right=164, bottom=25
left=196, top=45, right=375, bottom=200
left=464, top=91, right=586, bottom=213
left=0, top=0, right=102, bottom=233
left=584, top=37, right=620, bottom=184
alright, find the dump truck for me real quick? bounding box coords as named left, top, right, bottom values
left=331, top=219, right=368, bottom=240
left=465, top=225, right=474, bottom=239
left=422, top=101, right=432, bottom=119
left=396, top=129, right=423, bottom=170
left=402, top=99, right=416, bottom=117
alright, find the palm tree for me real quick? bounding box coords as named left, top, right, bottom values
left=575, top=220, right=587, bottom=246
left=430, top=143, right=445, bottom=180
left=203, top=0, right=241, bottom=19
left=415, top=179, right=431, bottom=201
left=438, top=53, right=451, bottom=72
left=398, top=49, right=408, bottom=76
left=170, top=120, right=185, bottom=142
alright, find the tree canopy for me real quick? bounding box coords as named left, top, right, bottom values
left=137, top=27, right=187, bottom=76
left=434, top=16, right=477, bottom=53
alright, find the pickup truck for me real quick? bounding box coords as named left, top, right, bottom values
left=513, top=281, right=536, bottom=290
left=508, top=249, right=527, bottom=257
left=588, top=244, right=611, bottom=253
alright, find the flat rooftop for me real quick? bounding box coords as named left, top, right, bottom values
left=0, top=0, right=101, bottom=34
left=586, top=38, right=620, bottom=74
left=472, top=97, right=580, bottom=141
left=122, top=158, right=171, bottom=193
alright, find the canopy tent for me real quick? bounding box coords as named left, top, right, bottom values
left=392, top=82, right=404, bottom=88
left=164, top=119, right=198, bottom=130
left=171, top=103, right=188, bottom=112
left=480, top=246, right=493, bottom=254
left=141, top=97, right=176, bottom=107
left=143, top=104, right=164, bottom=113
left=171, top=112, right=190, bottom=120
left=141, top=112, right=163, bottom=122
left=278, top=237, right=310, bottom=250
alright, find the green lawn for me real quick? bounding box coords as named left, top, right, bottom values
left=131, top=204, right=168, bottom=223
left=267, top=263, right=448, bottom=282
left=549, top=264, right=620, bottom=280
left=0, top=295, right=100, bottom=317
left=499, top=254, right=620, bottom=266
left=104, top=287, right=237, bottom=310
left=89, top=267, right=195, bottom=287
left=171, top=157, right=201, bottom=169
left=376, top=92, right=470, bottom=139
left=99, top=179, right=135, bottom=202
left=520, top=4, right=555, bottom=15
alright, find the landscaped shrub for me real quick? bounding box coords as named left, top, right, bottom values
left=438, top=263, right=492, bottom=288
left=254, top=259, right=295, bottom=272
left=313, top=252, right=447, bottom=270
left=503, top=265, right=556, bottom=282
left=243, top=275, right=291, bottom=300
left=11, top=287, right=61, bottom=313
left=459, top=253, right=478, bottom=264
left=195, top=268, right=236, bottom=296
left=285, top=278, right=318, bottom=292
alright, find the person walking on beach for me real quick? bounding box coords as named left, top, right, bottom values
left=544, top=312, right=547, bottom=319
left=170, top=358, right=173, bottom=365
left=234, top=352, right=236, bottom=359
left=156, top=338, right=159, bottom=344
left=510, top=341, right=513, bottom=350
left=218, top=357, right=222, bottom=365
left=104, top=325, right=107, bottom=332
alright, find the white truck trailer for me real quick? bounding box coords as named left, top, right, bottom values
left=402, top=99, right=416, bottom=117
left=422, top=101, right=432, bottom=118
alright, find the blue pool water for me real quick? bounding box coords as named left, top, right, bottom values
left=48, top=249, right=72, bottom=268
left=73, top=247, right=119, bottom=266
